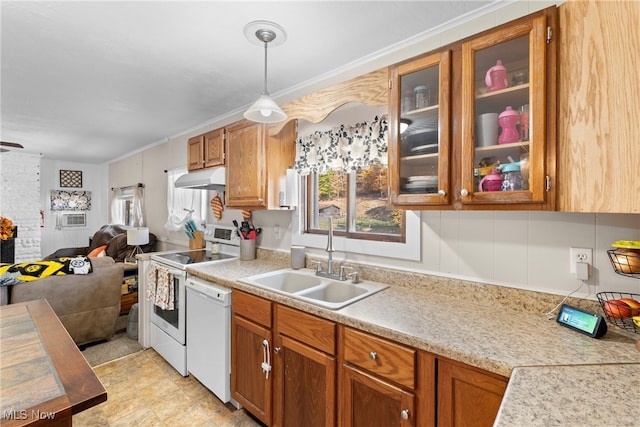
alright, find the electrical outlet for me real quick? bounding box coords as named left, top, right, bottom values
left=569, top=247, right=592, bottom=273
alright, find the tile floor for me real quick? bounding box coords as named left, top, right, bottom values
left=73, top=349, right=263, bottom=426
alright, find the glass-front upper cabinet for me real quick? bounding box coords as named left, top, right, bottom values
left=388, top=50, right=451, bottom=207
left=460, top=14, right=551, bottom=205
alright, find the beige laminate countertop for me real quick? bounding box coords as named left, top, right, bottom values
left=183, top=254, right=640, bottom=427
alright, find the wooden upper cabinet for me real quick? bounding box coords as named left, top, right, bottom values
left=459, top=11, right=555, bottom=208
left=187, top=129, right=225, bottom=171
left=187, top=135, right=205, bottom=171
left=557, top=0, right=640, bottom=213
left=389, top=49, right=452, bottom=207
left=225, top=120, right=266, bottom=208
left=388, top=7, right=557, bottom=210
left=203, top=129, right=225, bottom=168
left=226, top=119, right=296, bottom=210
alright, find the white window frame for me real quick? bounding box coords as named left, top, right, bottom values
left=291, top=174, right=420, bottom=261
left=164, top=168, right=208, bottom=231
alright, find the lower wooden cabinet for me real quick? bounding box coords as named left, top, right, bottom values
left=342, top=365, right=415, bottom=427
left=274, top=335, right=336, bottom=427
left=231, top=291, right=506, bottom=427
left=231, top=291, right=273, bottom=425
left=273, top=304, right=336, bottom=427
left=437, top=358, right=508, bottom=427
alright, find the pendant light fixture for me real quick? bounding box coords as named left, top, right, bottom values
left=243, top=21, right=287, bottom=123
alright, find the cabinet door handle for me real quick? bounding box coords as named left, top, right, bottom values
left=460, top=188, right=469, bottom=197
left=369, top=351, right=377, bottom=361
left=401, top=409, right=410, bottom=420
left=261, top=339, right=272, bottom=379
left=274, top=347, right=281, bottom=354
left=438, top=189, right=446, bottom=197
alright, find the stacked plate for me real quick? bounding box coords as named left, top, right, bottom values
left=409, top=143, right=438, bottom=155
left=402, top=175, right=438, bottom=193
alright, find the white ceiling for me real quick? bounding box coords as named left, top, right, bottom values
left=1, top=1, right=497, bottom=164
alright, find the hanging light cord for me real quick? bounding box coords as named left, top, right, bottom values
left=262, top=39, right=269, bottom=95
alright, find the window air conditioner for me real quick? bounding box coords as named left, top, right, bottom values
left=59, top=212, right=86, bottom=227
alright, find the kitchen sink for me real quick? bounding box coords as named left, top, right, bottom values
left=238, top=268, right=388, bottom=310
left=239, top=269, right=323, bottom=293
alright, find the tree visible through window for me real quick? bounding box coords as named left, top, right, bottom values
left=308, top=164, right=403, bottom=242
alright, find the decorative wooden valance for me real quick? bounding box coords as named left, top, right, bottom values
left=269, top=68, right=388, bottom=135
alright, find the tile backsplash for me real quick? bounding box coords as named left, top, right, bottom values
left=255, top=210, right=640, bottom=301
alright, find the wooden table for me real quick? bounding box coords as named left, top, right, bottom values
left=0, top=299, right=107, bottom=426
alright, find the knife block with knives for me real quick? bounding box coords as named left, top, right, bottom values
left=189, top=231, right=205, bottom=249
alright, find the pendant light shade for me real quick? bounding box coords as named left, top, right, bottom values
left=243, top=21, right=287, bottom=124
left=244, top=94, right=287, bottom=123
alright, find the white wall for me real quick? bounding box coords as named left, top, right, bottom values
left=39, top=158, right=109, bottom=258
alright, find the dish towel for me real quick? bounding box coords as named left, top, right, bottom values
left=146, top=263, right=175, bottom=310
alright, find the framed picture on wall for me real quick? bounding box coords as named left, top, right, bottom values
left=59, top=170, right=82, bottom=188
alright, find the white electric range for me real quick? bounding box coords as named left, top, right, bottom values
left=148, top=224, right=239, bottom=375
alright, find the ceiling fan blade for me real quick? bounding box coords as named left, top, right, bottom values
left=0, top=141, right=24, bottom=149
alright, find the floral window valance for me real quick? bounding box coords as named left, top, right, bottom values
left=294, top=116, right=388, bottom=176
left=50, top=190, right=92, bottom=211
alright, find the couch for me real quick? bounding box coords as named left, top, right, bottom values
left=9, top=256, right=124, bottom=346
left=46, top=224, right=157, bottom=263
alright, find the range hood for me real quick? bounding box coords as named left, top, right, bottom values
left=174, top=167, right=226, bottom=190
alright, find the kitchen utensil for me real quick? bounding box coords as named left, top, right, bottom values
left=241, top=221, right=250, bottom=236
left=478, top=168, right=503, bottom=192
left=498, top=106, right=520, bottom=144
left=232, top=220, right=244, bottom=239
left=475, top=113, right=498, bottom=146
left=485, top=60, right=508, bottom=92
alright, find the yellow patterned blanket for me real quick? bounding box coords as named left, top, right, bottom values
left=0, top=257, right=93, bottom=287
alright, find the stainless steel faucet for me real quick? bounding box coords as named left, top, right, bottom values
left=312, top=216, right=358, bottom=282
left=326, top=216, right=335, bottom=275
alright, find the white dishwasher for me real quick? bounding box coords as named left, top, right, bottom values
left=185, top=277, right=239, bottom=408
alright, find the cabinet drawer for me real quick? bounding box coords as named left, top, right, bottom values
left=276, top=305, right=336, bottom=355
left=343, top=327, right=415, bottom=389
left=233, top=291, right=272, bottom=328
